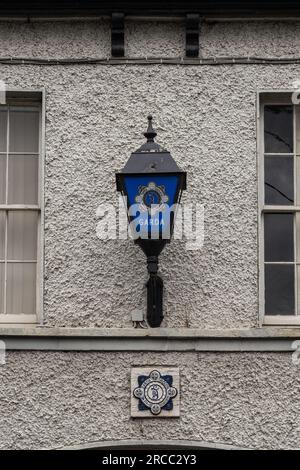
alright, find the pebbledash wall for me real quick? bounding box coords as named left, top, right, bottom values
left=0, top=19, right=300, bottom=449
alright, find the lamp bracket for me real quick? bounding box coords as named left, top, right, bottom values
left=143, top=255, right=164, bottom=327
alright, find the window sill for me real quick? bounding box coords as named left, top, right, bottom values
left=0, top=314, right=37, bottom=324
left=263, top=316, right=300, bottom=326
left=0, top=326, right=299, bottom=351
left=0, top=326, right=300, bottom=338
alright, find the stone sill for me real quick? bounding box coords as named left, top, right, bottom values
left=0, top=326, right=300, bottom=338
left=0, top=326, right=299, bottom=351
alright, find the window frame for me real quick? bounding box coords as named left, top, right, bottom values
left=258, top=90, right=300, bottom=326
left=0, top=89, right=44, bottom=325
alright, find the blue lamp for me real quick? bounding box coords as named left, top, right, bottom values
left=116, top=116, right=187, bottom=327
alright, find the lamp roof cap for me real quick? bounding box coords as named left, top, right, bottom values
left=136, top=115, right=166, bottom=153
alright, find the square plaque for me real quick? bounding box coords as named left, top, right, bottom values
left=131, top=367, right=180, bottom=418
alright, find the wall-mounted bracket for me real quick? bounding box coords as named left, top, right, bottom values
left=185, top=14, right=199, bottom=57
left=111, top=12, right=124, bottom=57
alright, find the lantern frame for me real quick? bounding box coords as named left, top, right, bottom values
left=116, top=116, right=187, bottom=327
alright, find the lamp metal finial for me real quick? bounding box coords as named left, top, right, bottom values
left=144, top=115, right=157, bottom=142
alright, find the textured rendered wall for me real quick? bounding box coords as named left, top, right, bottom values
left=200, top=21, right=300, bottom=58
left=0, top=20, right=111, bottom=58
left=44, top=61, right=258, bottom=329
left=1, top=20, right=300, bottom=58
left=0, top=20, right=299, bottom=328
left=0, top=351, right=299, bottom=450
left=0, top=19, right=300, bottom=451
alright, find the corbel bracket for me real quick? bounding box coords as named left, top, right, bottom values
left=111, top=12, right=125, bottom=57
left=186, top=14, right=200, bottom=57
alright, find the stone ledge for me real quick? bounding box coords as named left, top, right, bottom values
left=0, top=327, right=299, bottom=351
left=0, top=326, right=300, bottom=338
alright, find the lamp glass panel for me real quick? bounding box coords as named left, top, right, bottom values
left=123, top=175, right=181, bottom=240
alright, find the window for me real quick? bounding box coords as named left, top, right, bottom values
left=259, top=92, right=300, bottom=325
left=0, top=93, right=42, bottom=324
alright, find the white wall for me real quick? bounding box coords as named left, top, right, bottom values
left=0, top=350, right=299, bottom=449
left=0, top=20, right=298, bottom=328
left=0, top=19, right=299, bottom=449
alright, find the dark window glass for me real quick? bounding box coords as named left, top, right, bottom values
left=264, top=213, right=294, bottom=262
left=265, top=264, right=295, bottom=315
left=264, top=106, right=293, bottom=153
left=264, top=156, right=294, bottom=205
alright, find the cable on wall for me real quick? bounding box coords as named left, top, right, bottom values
left=0, top=56, right=300, bottom=66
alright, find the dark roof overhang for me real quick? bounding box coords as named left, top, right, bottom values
left=0, top=1, right=300, bottom=19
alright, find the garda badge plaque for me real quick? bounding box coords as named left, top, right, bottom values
left=131, top=367, right=180, bottom=418
left=135, top=182, right=169, bottom=214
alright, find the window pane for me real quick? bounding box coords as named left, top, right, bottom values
left=0, top=263, right=4, bottom=313
left=296, top=105, right=300, bottom=154
left=0, top=110, right=7, bottom=152
left=264, top=106, right=293, bottom=153
left=7, top=155, right=38, bottom=204
left=6, top=263, right=36, bottom=314
left=297, top=213, right=300, bottom=263
left=297, top=156, right=300, bottom=205
left=297, top=265, right=300, bottom=315
left=0, top=155, right=6, bottom=204
left=265, top=264, right=295, bottom=315
left=9, top=110, right=39, bottom=153
left=264, top=213, right=294, bottom=262
left=0, top=211, right=5, bottom=259
left=264, top=156, right=294, bottom=205
left=7, top=211, right=38, bottom=260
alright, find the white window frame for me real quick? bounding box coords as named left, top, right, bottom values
left=0, top=89, right=44, bottom=325
left=258, top=90, right=300, bottom=326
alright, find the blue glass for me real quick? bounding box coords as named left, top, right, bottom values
left=123, top=175, right=181, bottom=240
